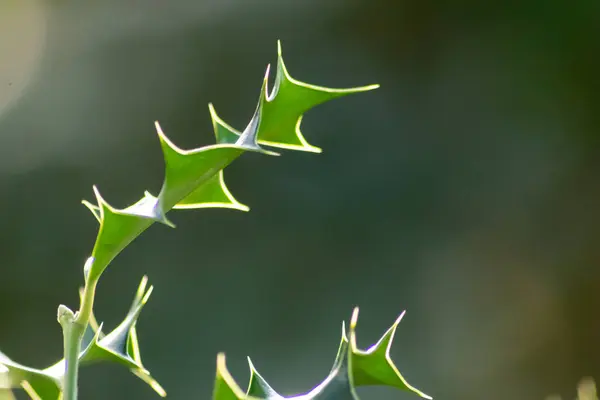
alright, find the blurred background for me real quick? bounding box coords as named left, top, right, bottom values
left=1, top=0, right=599, bottom=399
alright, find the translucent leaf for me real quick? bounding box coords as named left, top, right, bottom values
left=30, top=277, right=164, bottom=398
left=255, top=41, right=379, bottom=153
left=346, top=308, right=431, bottom=398
left=81, top=40, right=378, bottom=282
left=246, top=358, right=280, bottom=399
left=0, top=277, right=162, bottom=400
left=0, top=349, right=61, bottom=400
left=172, top=171, right=249, bottom=212
left=0, top=41, right=378, bottom=399
left=213, top=353, right=260, bottom=400
left=216, top=308, right=430, bottom=400
left=78, top=276, right=166, bottom=397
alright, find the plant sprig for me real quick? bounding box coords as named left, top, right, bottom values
left=0, top=41, right=430, bottom=400
left=214, top=307, right=431, bottom=400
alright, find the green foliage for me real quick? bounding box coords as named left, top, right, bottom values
left=214, top=307, right=431, bottom=400
left=80, top=40, right=377, bottom=283
left=0, top=277, right=162, bottom=399
left=0, top=41, right=429, bottom=400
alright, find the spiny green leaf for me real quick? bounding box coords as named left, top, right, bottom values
left=254, top=41, right=379, bottom=153
left=81, top=40, right=378, bottom=282
left=0, top=277, right=163, bottom=400
left=217, top=308, right=430, bottom=400
left=346, top=308, right=431, bottom=398
left=171, top=170, right=249, bottom=212
left=243, top=322, right=358, bottom=400
left=246, top=358, right=280, bottom=399
left=213, top=353, right=261, bottom=400
left=0, top=349, right=61, bottom=400
left=77, top=276, right=166, bottom=397
left=0, top=41, right=378, bottom=399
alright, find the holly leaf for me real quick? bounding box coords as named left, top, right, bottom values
left=213, top=353, right=261, bottom=400
left=0, top=277, right=163, bottom=400
left=214, top=308, right=431, bottom=400
left=81, top=40, right=378, bottom=282
left=76, top=276, right=165, bottom=397
left=0, top=349, right=61, bottom=400
left=0, top=41, right=378, bottom=399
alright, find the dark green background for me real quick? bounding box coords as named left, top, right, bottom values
left=1, top=1, right=600, bottom=399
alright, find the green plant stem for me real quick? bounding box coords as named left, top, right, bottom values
left=60, top=321, right=79, bottom=400
left=59, top=274, right=99, bottom=400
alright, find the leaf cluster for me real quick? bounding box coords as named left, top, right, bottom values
left=0, top=41, right=429, bottom=400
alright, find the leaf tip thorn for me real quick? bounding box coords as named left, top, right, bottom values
left=350, top=307, right=359, bottom=329
left=91, top=185, right=106, bottom=207
left=216, top=352, right=227, bottom=374
left=394, top=310, right=406, bottom=326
